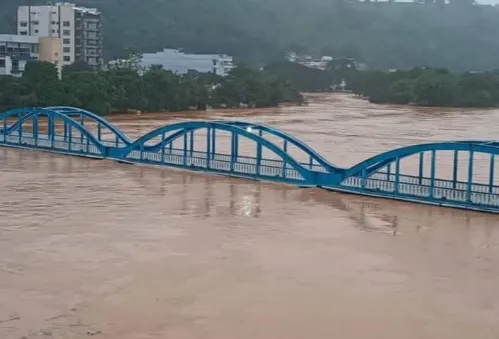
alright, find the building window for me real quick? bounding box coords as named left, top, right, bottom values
left=20, top=31, right=27, bottom=36
left=63, top=30, right=71, bottom=36
left=63, top=21, right=70, bottom=27
left=52, top=21, right=57, bottom=25
left=63, top=47, right=70, bottom=53
left=52, top=12, right=57, bottom=15
left=63, top=56, right=70, bottom=62
left=0, top=59, right=5, bottom=68
left=63, top=38, right=71, bottom=44
left=32, top=20, right=39, bottom=25
left=34, top=29, right=39, bottom=33
left=20, top=22, right=28, bottom=27
left=52, top=29, right=56, bottom=33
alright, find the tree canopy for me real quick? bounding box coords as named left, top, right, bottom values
left=350, top=68, right=499, bottom=107
left=0, top=61, right=303, bottom=114
left=3, top=0, right=499, bottom=70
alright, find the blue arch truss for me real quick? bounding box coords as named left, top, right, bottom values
left=1, top=106, right=499, bottom=214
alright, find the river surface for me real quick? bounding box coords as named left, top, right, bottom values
left=1, top=94, right=499, bottom=339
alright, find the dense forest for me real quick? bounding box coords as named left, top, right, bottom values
left=349, top=68, right=499, bottom=107
left=264, top=59, right=499, bottom=107
left=0, top=61, right=303, bottom=114
left=3, top=0, right=499, bottom=71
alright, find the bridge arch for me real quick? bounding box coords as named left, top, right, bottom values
left=213, top=121, right=340, bottom=173
left=46, top=106, right=131, bottom=146
left=342, top=142, right=499, bottom=180
left=111, top=121, right=316, bottom=183
left=1, top=107, right=106, bottom=155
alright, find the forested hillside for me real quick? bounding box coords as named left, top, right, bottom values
left=3, top=0, right=499, bottom=70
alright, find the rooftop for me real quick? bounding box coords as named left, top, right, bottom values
left=28, top=2, right=100, bottom=15
left=0, top=34, right=39, bottom=44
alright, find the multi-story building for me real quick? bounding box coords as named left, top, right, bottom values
left=139, top=49, right=234, bottom=76
left=17, top=3, right=103, bottom=67
left=38, top=37, right=63, bottom=77
left=0, top=34, right=63, bottom=78
left=0, top=34, right=39, bottom=77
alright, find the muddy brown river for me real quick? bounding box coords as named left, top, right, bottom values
left=1, top=94, right=499, bottom=339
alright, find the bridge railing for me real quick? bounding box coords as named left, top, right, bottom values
left=123, top=147, right=306, bottom=181
left=340, top=173, right=499, bottom=208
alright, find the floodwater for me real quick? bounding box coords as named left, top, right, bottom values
left=1, top=94, right=499, bottom=339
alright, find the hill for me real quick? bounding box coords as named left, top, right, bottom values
left=2, top=0, right=499, bottom=70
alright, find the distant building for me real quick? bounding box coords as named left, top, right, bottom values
left=0, top=34, right=39, bottom=77
left=17, top=3, right=103, bottom=67
left=0, top=34, right=63, bottom=78
left=285, top=52, right=332, bottom=70
left=285, top=52, right=368, bottom=72
left=139, top=49, right=234, bottom=76
left=38, top=37, right=63, bottom=77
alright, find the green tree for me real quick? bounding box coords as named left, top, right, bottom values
left=62, top=72, right=111, bottom=114
left=389, top=79, right=414, bottom=104
left=0, top=76, right=36, bottom=111
left=412, top=71, right=457, bottom=106
left=22, top=61, right=66, bottom=107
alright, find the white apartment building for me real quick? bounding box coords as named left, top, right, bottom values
left=139, top=49, right=234, bottom=76
left=17, top=3, right=103, bottom=67
left=0, top=34, right=39, bottom=77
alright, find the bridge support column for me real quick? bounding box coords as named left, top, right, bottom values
left=97, top=124, right=102, bottom=142
left=140, top=142, right=144, bottom=161
left=256, top=130, right=262, bottom=175
left=183, top=132, right=188, bottom=166
left=467, top=150, right=474, bottom=203
left=489, top=154, right=495, bottom=194
left=211, top=128, right=216, bottom=159
left=395, top=157, right=400, bottom=193
left=387, top=163, right=391, bottom=181
left=68, top=124, right=72, bottom=151
left=80, top=115, right=84, bottom=144
left=429, top=150, right=436, bottom=198
left=453, top=150, right=459, bottom=189
left=361, top=168, right=366, bottom=189
left=206, top=127, right=211, bottom=169
left=2, top=116, right=6, bottom=143
left=231, top=132, right=238, bottom=169
left=33, top=112, right=38, bottom=147
left=18, top=115, right=22, bottom=144
left=161, top=133, right=166, bottom=163
left=189, top=130, right=194, bottom=157
left=418, top=152, right=424, bottom=185
left=282, top=140, right=288, bottom=178
left=49, top=115, right=55, bottom=148
left=63, top=123, right=67, bottom=141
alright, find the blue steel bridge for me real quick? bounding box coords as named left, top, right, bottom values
left=1, top=106, right=499, bottom=214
